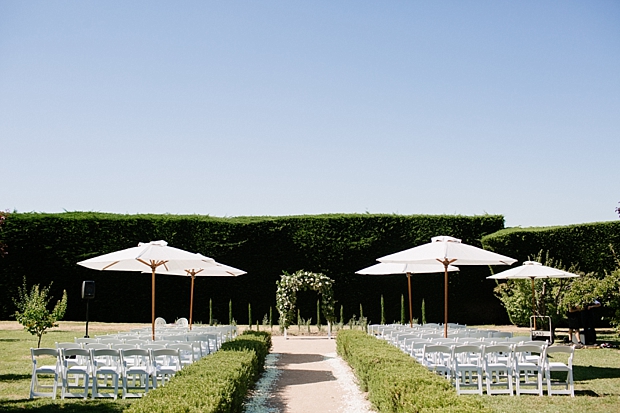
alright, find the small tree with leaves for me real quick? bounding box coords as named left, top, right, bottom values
left=13, top=279, right=68, bottom=348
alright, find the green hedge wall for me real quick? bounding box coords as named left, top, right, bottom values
left=481, top=221, right=620, bottom=276
left=0, top=212, right=507, bottom=325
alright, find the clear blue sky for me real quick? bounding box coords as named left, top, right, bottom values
left=1, top=1, right=618, bottom=228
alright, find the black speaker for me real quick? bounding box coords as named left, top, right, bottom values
left=82, top=281, right=95, bottom=300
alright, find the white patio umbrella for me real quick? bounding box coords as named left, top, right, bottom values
left=146, top=254, right=246, bottom=329
left=378, top=236, right=517, bottom=337
left=487, top=261, right=579, bottom=327
left=77, top=240, right=212, bottom=339
left=356, top=262, right=459, bottom=328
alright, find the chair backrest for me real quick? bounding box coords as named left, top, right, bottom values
left=482, top=344, right=513, bottom=362
left=151, top=348, right=182, bottom=366
left=422, top=344, right=453, bottom=366
left=90, top=348, right=121, bottom=368
left=31, top=347, right=59, bottom=362
left=98, top=338, right=124, bottom=345
left=74, top=337, right=99, bottom=345
left=55, top=342, right=81, bottom=350
left=514, top=344, right=545, bottom=364
left=544, top=345, right=574, bottom=365
left=167, top=343, right=195, bottom=362
left=452, top=344, right=482, bottom=365
left=83, top=343, right=109, bottom=350
left=124, top=339, right=148, bottom=346
left=142, top=343, right=166, bottom=350
left=112, top=343, right=138, bottom=351
left=175, top=318, right=189, bottom=327
left=155, top=317, right=167, bottom=326
left=121, top=348, right=151, bottom=367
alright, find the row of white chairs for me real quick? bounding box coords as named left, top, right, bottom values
left=71, top=333, right=221, bottom=357
left=30, top=346, right=184, bottom=400
left=416, top=341, right=574, bottom=396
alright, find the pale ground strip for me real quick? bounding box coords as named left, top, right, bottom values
left=244, top=350, right=375, bottom=413
left=244, top=353, right=282, bottom=413
left=323, top=352, right=376, bottom=413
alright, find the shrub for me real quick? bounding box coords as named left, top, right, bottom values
left=124, top=331, right=271, bottom=413
left=337, top=330, right=489, bottom=413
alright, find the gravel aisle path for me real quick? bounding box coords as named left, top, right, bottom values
left=261, top=336, right=375, bottom=413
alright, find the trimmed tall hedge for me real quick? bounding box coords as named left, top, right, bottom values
left=124, top=330, right=271, bottom=413
left=0, top=212, right=507, bottom=324
left=481, top=221, right=620, bottom=276
left=337, top=330, right=489, bottom=413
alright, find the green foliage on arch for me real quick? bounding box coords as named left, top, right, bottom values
left=276, top=270, right=336, bottom=329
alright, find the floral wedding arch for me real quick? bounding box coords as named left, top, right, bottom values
left=276, top=270, right=336, bottom=338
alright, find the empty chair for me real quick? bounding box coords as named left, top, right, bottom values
left=513, top=344, right=545, bottom=396
left=151, top=348, right=183, bottom=386
left=60, top=348, right=91, bottom=399
left=452, top=345, right=483, bottom=395
left=75, top=337, right=99, bottom=346
left=168, top=343, right=198, bottom=366
left=98, top=338, right=125, bottom=346
left=112, top=343, right=138, bottom=351
left=421, top=345, right=453, bottom=380
left=121, top=348, right=155, bottom=398
left=409, top=341, right=429, bottom=363
left=175, top=318, right=189, bottom=327
left=29, top=348, right=61, bottom=399
left=91, top=348, right=122, bottom=399
left=482, top=344, right=514, bottom=395
left=142, top=343, right=166, bottom=351
left=544, top=346, right=575, bottom=397
left=155, top=317, right=167, bottom=326
left=124, top=339, right=148, bottom=346
left=433, top=338, right=458, bottom=345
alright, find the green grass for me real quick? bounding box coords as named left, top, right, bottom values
left=0, top=326, right=131, bottom=412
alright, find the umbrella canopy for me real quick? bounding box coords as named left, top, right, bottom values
left=487, top=261, right=579, bottom=325
left=147, top=254, right=246, bottom=329
left=356, top=262, right=459, bottom=327
left=378, top=236, right=517, bottom=337
left=77, top=240, right=211, bottom=338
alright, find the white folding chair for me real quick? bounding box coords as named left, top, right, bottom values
left=514, top=344, right=544, bottom=396
left=167, top=343, right=197, bottom=366
left=175, top=318, right=189, bottom=327
left=29, top=348, right=61, bottom=399
left=151, top=348, right=183, bottom=386
left=452, top=345, right=483, bottom=395
left=121, top=348, right=155, bottom=398
left=544, top=346, right=575, bottom=397
left=91, top=348, right=122, bottom=399
left=60, top=348, right=91, bottom=399
left=74, top=337, right=99, bottom=346
left=421, top=345, right=453, bottom=380
left=482, top=344, right=514, bottom=395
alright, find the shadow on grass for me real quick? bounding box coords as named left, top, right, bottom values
left=574, top=365, right=620, bottom=381
left=0, top=339, right=22, bottom=343
left=0, top=399, right=130, bottom=412
left=575, top=389, right=600, bottom=397
left=0, top=374, right=30, bottom=382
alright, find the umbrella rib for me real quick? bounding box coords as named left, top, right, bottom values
left=102, top=261, right=120, bottom=270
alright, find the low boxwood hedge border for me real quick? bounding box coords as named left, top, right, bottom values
left=124, top=331, right=271, bottom=413
left=336, top=330, right=490, bottom=413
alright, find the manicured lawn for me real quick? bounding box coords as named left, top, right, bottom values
left=1, top=322, right=619, bottom=412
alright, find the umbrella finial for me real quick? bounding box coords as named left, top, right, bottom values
left=431, top=236, right=461, bottom=243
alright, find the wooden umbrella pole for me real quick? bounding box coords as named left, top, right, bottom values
left=189, top=273, right=195, bottom=330
left=407, top=272, right=413, bottom=328
left=531, top=278, right=537, bottom=330
left=151, top=265, right=156, bottom=341
left=444, top=264, right=448, bottom=338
